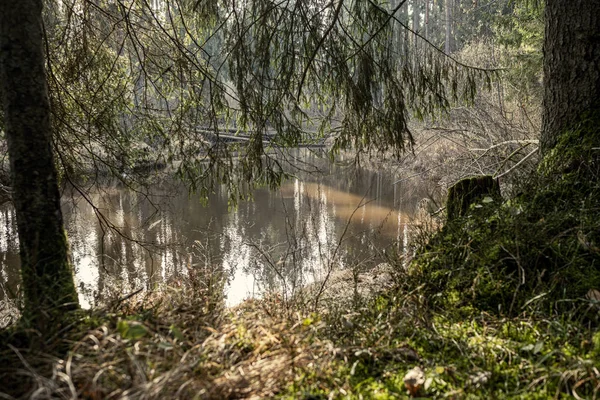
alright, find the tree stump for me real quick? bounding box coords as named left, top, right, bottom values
left=446, top=175, right=500, bottom=222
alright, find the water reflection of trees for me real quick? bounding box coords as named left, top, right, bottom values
left=0, top=207, right=19, bottom=305
left=0, top=158, right=434, bottom=309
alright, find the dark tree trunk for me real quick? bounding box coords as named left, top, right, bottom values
left=541, top=0, right=600, bottom=153
left=0, top=0, right=79, bottom=328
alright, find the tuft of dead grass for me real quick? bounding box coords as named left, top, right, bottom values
left=0, top=285, right=341, bottom=399
left=2, top=266, right=600, bottom=399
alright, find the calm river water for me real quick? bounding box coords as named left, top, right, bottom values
left=0, top=151, right=434, bottom=311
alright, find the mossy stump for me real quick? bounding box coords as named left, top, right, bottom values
left=446, top=175, right=500, bottom=222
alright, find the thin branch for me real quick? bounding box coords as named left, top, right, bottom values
left=296, top=0, right=344, bottom=101
left=470, top=139, right=539, bottom=152
left=495, top=147, right=538, bottom=179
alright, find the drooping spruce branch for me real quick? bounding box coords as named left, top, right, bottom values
left=39, top=0, right=493, bottom=203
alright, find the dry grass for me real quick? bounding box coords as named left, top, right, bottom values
left=0, top=285, right=340, bottom=399
left=0, top=257, right=421, bottom=400
left=2, top=261, right=599, bottom=399
left=60, top=306, right=323, bottom=399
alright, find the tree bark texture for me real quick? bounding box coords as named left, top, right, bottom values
left=0, top=0, right=79, bottom=325
left=541, top=0, right=600, bottom=153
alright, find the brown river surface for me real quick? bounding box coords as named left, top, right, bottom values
left=0, top=150, right=435, bottom=311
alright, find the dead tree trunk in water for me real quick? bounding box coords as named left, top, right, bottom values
left=0, top=0, right=79, bottom=329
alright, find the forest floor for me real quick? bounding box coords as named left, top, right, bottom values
left=0, top=259, right=599, bottom=399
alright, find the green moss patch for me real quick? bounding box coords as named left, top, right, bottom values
left=413, top=114, right=600, bottom=315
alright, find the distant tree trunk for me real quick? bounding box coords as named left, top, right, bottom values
left=444, top=0, right=453, bottom=53
left=541, top=0, right=600, bottom=153
left=412, top=0, right=420, bottom=47
left=398, top=1, right=409, bottom=60
left=390, top=0, right=399, bottom=56
left=0, top=0, right=79, bottom=328
left=424, top=0, right=429, bottom=40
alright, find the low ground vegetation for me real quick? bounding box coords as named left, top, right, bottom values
left=2, top=118, right=600, bottom=400
left=1, top=113, right=600, bottom=398
left=1, top=266, right=599, bottom=399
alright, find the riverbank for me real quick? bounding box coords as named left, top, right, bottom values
left=2, top=118, right=600, bottom=398
left=1, top=266, right=598, bottom=399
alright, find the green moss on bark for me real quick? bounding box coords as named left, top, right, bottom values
left=20, top=227, right=79, bottom=321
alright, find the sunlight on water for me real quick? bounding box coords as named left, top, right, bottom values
left=71, top=230, right=99, bottom=310
left=222, top=212, right=255, bottom=306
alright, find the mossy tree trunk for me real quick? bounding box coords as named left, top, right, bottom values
left=541, top=0, right=600, bottom=153
left=446, top=175, right=500, bottom=222
left=0, top=0, right=79, bottom=329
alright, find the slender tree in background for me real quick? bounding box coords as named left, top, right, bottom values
left=445, top=0, right=454, bottom=53
left=0, top=0, right=79, bottom=328
left=412, top=0, right=420, bottom=47
left=424, top=0, right=430, bottom=40
left=541, top=0, right=600, bottom=153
